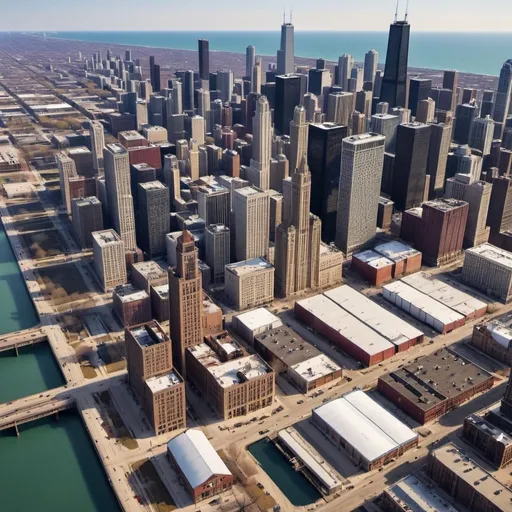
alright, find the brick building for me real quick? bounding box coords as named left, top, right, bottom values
left=471, top=315, right=512, bottom=365
left=150, top=284, right=169, bottom=323
left=113, top=284, right=152, bottom=327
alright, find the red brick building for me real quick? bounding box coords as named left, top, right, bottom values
left=128, top=145, right=162, bottom=169
left=113, top=284, right=152, bottom=327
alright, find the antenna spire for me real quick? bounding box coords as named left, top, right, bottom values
left=290, top=9, right=292, bottom=24
left=394, top=0, right=400, bottom=22
left=283, top=8, right=286, bottom=24
left=405, top=0, right=409, bottom=21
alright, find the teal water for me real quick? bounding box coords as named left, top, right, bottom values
left=0, top=342, right=65, bottom=403
left=0, top=412, right=121, bottom=512
left=0, top=221, right=38, bottom=335
left=48, top=30, right=511, bottom=75
left=248, top=438, right=321, bottom=506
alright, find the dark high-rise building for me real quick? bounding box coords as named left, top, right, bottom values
left=427, top=121, right=452, bottom=198
left=198, top=39, right=210, bottom=83
left=487, top=176, right=512, bottom=236
left=149, top=56, right=161, bottom=92
left=454, top=103, right=479, bottom=145
left=380, top=16, right=410, bottom=108
left=392, top=122, right=431, bottom=211
left=307, top=122, right=348, bottom=241
left=408, top=78, right=432, bottom=117
left=275, top=74, right=303, bottom=135
left=175, top=70, right=195, bottom=111
left=493, top=60, right=512, bottom=139
left=462, top=88, right=478, bottom=104
left=442, top=70, right=459, bottom=112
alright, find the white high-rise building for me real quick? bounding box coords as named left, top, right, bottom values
left=246, top=45, right=256, bottom=78
left=103, top=143, right=137, bottom=250
left=197, top=88, right=211, bottom=133
left=277, top=20, right=295, bottom=75
left=336, top=133, right=385, bottom=255
left=89, top=120, right=105, bottom=172
left=327, top=92, right=354, bottom=127
left=337, top=54, right=354, bottom=91
left=247, top=96, right=272, bottom=190
left=371, top=113, right=400, bottom=153
left=289, top=105, right=308, bottom=172
left=92, top=229, right=127, bottom=292
left=364, top=49, right=379, bottom=84
left=251, top=57, right=262, bottom=94
left=469, top=115, right=495, bottom=156
left=190, top=115, right=205, bottom=146
left=217, top=70, right=234, bottom=102
left=56, top=152, right=78, bottom=214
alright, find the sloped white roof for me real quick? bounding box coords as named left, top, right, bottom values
left=167, top=430, right=231, bottom=488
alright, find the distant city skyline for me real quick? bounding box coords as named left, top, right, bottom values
left=2, top=0, right=512, bottom=32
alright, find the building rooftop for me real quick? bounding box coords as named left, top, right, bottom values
left=145, top=371, right=182, bottom=394
left=465, top=243, right=512, bottom=269
left=290, top=354, right=341, bottom=383
left=385, top=475, right=459, bottom=512
left=234, top=308, right=282, bottom=332
left=372, top=113, right=400, bottom=120
left=354, top=249, right=394, bottom=269
left=206, top=223, right=230, bottom=235
left=105, top=143, right=127, bottom=154
left=167, top=430, right=231, bottom=489
left=0, top=144, right=20, bottom=165
left=120, top=130, right=146, bottom=141
left=225, top=258, right=273, bottom=276
left=132, top=260, right=166, bottom=279
left=67, top=146, right=91, bottom=155
left=114, top=284, right=149, bottom=303
left=344, top=132, right=385, bottom=145
left=138, top=180, right=166, bottom=191
left=73, top=196, right=101, bottom=207
left=374, top=241, right=420, bottom=262
left=313, top=390, right=418, bottom=463
left=202, top=296, right=221, bottom=315
left=129, top=322, right=168, bottom=348
left=466, top=412, right=512, bottom=448
left=92, top=229, right=122, bottom=246
left=379, top=348, right=493, bottom=412
left=424, top=198, right=468, bottom=212
left=430, top=443, right=512, bottom=511
left=234, top=186, right=267, bottom=198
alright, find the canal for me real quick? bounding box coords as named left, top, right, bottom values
left=248, top=438, right=321, bottom=506
left=0, top=411, right=121, bottom=512
left=0, top=220, right=38, bottom=335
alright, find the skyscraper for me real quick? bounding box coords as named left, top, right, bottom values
left=275, top=74, right=303, bottom=135
left=217, top=70, right=234, bottom=102
left=89, top=120, right=105, bottom=173
left=168, top=230, right=203, bottom=376
left=380, top=12, right=410, bottom=108
left=103, top=143, right=137, bottom=250
left=364, top=49, right=379, bottom=84
left=427, top=120, right=452, bottom=198
left=289, top=105, right=308, bottom=172
left=469, top=115, right=495, bottom=155
left=416, top=98, right=436, bottom=124
left=307, top=122, right=348, bottom=241
left=454, top=103, right=479, bottom=145
left=408, top=78, right=432, bottom=117
left=277, top=17, right=294, bottom=75
left=56, top=152, right=78, bottom=214
left=246, top=45, right=256, bottom=78
left=251, top=57, right=262, bottom=94
left=335, top=133, right=385, bottom=255
left=371, top=113, right=400, bottom=153
left=205, top=224, right=230, bottom=285
left=327, top=92, right=354, bottom=127
left=337, top=54, right=354, bottom=91
left=392, top=122, right=431, bottom=211
left=442, top=69, right=459, bottom=113
left=492, top=60, right=512, bottom=138
left=198, top=39, right=210, bottom=84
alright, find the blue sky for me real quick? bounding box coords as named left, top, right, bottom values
left=2, top=0, right=511, bottom=31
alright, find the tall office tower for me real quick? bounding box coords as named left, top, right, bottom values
left=190, top=115, right=205, bottom=145
left=275, top=160, right=320, bottom=296
left=71, top=197, right=103, bottom=249
left=197, top=184, right=230, bottom=227
left=454, top=103, right=479, bottom=145
left=380, top=12, right=410, bottom=108
left=442, top=69, right=459, bottom=112
left=270, top=154, right=289, bottom=192
left=486, top=176, right=512, bottom=237
left=376, top=102, right=389, bottom=114
left=205, top=224, right=230, bottom=285
left=149, top=56, right=156, bottom=91
left=198, top=39, right=209, bottom=85
left=196, top=88, right=211, bottom=133
left=327, top=92, right=354, bottom=127
left=289, top=105, right=308, bottom=172
left=371, top=113, right=399, bottom=153
left=135, top=100, right=148, bottom=130
left=233, top=186, right=269, bottom=261
left=462, top=88, right=478, bottom=104
left=277, top=18, right=295, bottom=75
left=125, top=321, right=185, bottom=435
left=355, top=90, right=373, bottom=119
left=137, top=181, right=169, bottom=258
left=392, top=122, right=431, bottom=211
left=493, top=60, right=512, bottom=138
left=308, top=68, right=331, bottom=111
left=89, top=120, right=105, bottom=173
left=364, top=49, right=379, bottom=83
left=352, top=112, right=366, bottom=135
left=246, top=45, right=256, bottom=78
left=223, top=149, right=240, bottom=177
left=251, top=58, right=262, bottom=94
left=416, top=98, right=436, bottom=123
left=56, top=152, right=78, bottom=214
left=125, top=49, right=132, bottom=62
left=304, top=93, right=320, bottom=122
left=167, top=79, right=183, bottom=114
left=176, top=70, right=195, bottom=111
left=152, top=65, right=161, bottom=93
left=103, top=143, right=137, bottom=250
left=246, top=96, right=272, bottom=190
left=445, top=174, right=491, bottom=247
left=469, top=115, right=495, bottom=155
left=427, top=121, right=452, bottom=198
left=92, top=229, right=127, bottom=291
left=275, top=74, right=302, bottom=135
left=374, top=69, right=384, bottom=97
left=307, top=122, right=348, bottom=241
left=408, top=78, right=432, bottom=117
left=337, top=54, right=354, bottom=91
left=391, top=107, right=411, bottom=124
left=217, top=70, right=234, bottom=102
left=335, top=133, right=385, bottom=255
left=350, top=67, right=364, bottom=92
left=447, top=145, right=482, bottom=182
left=168, top=230, right=203, bottom=376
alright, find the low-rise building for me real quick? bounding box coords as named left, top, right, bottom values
left=231, top=308, right=283, bottom=344
left=318, top=243, right=343, bottom=289
left=202, top=295, right=223, bottom=336
left=225, top=258, right=274, bottom=310
left=312, top=390, right=418, bottom=471
left=131, top=260, right=167, bottom=292
left=0, top=144, right=21, bottom=172
left=166, top=429, right=233, bottom=504
left=471, top=315, right=512, bottom=364
left=150, top=284, right=169, bottom=323
left=373, top=241, right=422, bottom=278
left=377, top=197, right=394, bottom=230
left=113, top=284, right=151, bottom=327
left=352, top=250, right=394, bottom=286
left=377, top=348, right=494, bottom=424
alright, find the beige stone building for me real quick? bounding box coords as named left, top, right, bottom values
left=318, top=243, right=344, bottom=288
left=56, top=152, right=78, bottom=214
left=92, top=229, right=127, bottom=291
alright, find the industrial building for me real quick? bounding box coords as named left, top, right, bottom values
left=427, top=443, right=512, bottom=512
left=312, top=390, right=418, bottom=471
left=92, top=229, right=127, bottom=292
left=113, top=284, right=152, bottom=327
left=462, top=243, right=512, bottom=302
left=471, top=314, right=512, bottom=364
left=166, top=429, right=233, bottom=504
left=186, top=333, right=274, bottom=420
left=377, top=348, right=494, bottom=424
left=382, top=281, right=465, bottom=333
left=373, top=241, right=422, bottom=279
left=254, top=326, right=342, bottom=393
left=131, top=260, right=167, bottom=293
left=231, top=308, right=283, bottom=344
left=295, top=294, right=396, bottom=366
left=351, top=250, right=394, bottom=285
left=381, top=475, right=459, bottom=512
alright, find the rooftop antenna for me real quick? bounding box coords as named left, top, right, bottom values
left=283, top=8, right=286, bottom=24
left=290, top=9, right=293, bottom=24
left=394, top=0, right=400, bottom=23
left=405, top=0, right=409, bottom=21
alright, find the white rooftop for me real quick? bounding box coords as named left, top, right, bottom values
left=226, top=258, right=273, bottom=276
left=466, top=243, right=512, bottom=269
left=486, top=322, right=512, bottom=349
left=313, top=390, right=418, bottom=463
left=290, top=354, right=341, bottom=382
left=374, top=241, right=420, bottom=262
left=234, top=308, right=282, bottom=332
left=354, top=250, right=393, bottom=269
left=167, top=430, right=231, bottom=489
left=115, top=285, right=148, bottom=303
left=145, top=371, right=182, bottom=394
left=92, top=229, right=122, bottom=246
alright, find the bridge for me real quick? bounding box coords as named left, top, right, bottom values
left=0, top=327, right=46, bottom=355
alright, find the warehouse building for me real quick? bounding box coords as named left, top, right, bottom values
left=113, top=284, right=152, bottom=327
left=312, top=390, right=418, bottom=471
left=401, top=272, right=487, bottom=321
left=471, top=315, right=512, bottom=364
left=295, top=294, right=396, bottom=366
left=254, top=326, right=342, bottom=393
left=167, top=429, right=233, bottom=504
left=427, top=443, right=512, bottom=512
left=324, top=286, right=424, bottom=352
left=462, top=243, right=512, bottom=302
left=383, top=281, right=465, bottom=333
left=373, top=241, right=422, bottom=279
left=351, top=250, right=394, bottom=286
left=232, top=308, right=283, bottom=344
left=377, top=348, right=494, bottom=424
left=381, top=475, right=459, bottom=512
